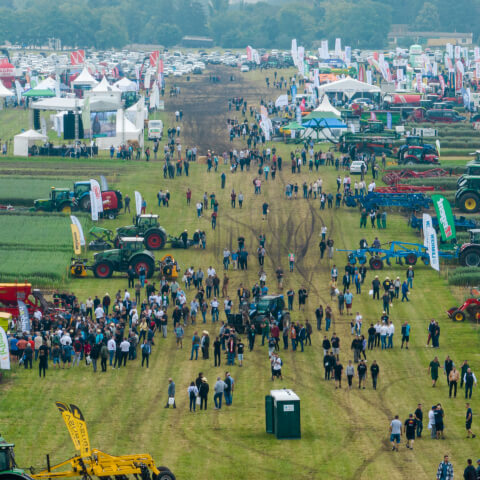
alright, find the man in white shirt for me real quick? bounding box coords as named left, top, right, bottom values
left=211, top=298, right=219, bottom=322
left=374, top=321, right=382, bottom=348
left=107, top=337, right=116, bottom=367
left=390, top=415, right=402, bottom=451
left=207, top=266, right=216, bottom=277
left=380, top=323, right=388, bottom=350
left=387, top=322, right=395, bottom=349
left=119, top=339, right=131, bottom=367
left=124, top=290, right=131, bottom=301
left=368, top=181, right=376, bottom=192
left=60, top=332, right=72, bottom=346
left=95, top=306, right=104, bottom=321
left=355, top=313, right=363, bottom=335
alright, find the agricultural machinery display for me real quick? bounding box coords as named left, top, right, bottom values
left=88, top=226, right=114, bottom=251
left=158, top=255, right=180, bottom=280
left=115, top=214, right=167, bottom=250
left=397, top=146, right=439, bottom=166
left=447, top=297, right=480, bottom=322
left=339, top=229, right=480, bottom=269
left=382, top=168, right=449, bottom=186
left=33, top=187, right=75, bottom=213
left=0, top=401, right=175, bottom=480
left=397, top=136, right=438, bottom=162
left=409, top=214, right=478, bottom=233
left=0, top=283, right=54, bottom=317
left=455, top=175, right=480, bottom=213
left=73, top=181, right=123, bottom=219
left=345, top=192, right=432, bottom=211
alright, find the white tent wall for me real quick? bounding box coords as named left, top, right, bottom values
left=13, top=130, right=47, bottom=157
left=95, top=109, right=142, bottom=150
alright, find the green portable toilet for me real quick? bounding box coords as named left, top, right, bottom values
left=265, top=395, right=274, bottom=434
left=271, top=389, right=301, bottom=439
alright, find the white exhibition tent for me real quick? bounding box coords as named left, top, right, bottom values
left=31, top=96, right=121, bottom=112
left=92, top=76, right=121, bottom=93
left=35, top=77, right=56, bottom=90
left=317, top=77, right=381, bottom=99
left=0, top=80, right=14, bottom=98
left=13, top=129, right=47, bottom=157
left=313, top=94, right=342, bottom=117
left=114, top=77, right=137, bottom=92
left=95, top=109, right=143, bottom=150
left=72, top=68, right=98, bottom=87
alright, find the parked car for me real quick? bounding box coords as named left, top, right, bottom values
left=240, top=64, right=250, bottom=72
left=350, top=160, right=368, bottom=174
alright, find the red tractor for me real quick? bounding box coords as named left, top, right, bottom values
left=447, top=289, right=480, bottom=322
left=399, top=146, right=439, bottom=166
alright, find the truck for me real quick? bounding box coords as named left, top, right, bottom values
left=148, top=119, right=163, bottom=140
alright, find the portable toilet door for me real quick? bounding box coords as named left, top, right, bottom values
left=271, top=389, right=301, bottom=439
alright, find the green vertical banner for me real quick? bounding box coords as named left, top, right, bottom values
left=432, top=194, right=456, bottom=242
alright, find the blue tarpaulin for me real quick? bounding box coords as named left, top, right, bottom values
left=301, top=117, right=347, bottom=129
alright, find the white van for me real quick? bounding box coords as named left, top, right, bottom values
left=148, top=120, right=163, bottom=140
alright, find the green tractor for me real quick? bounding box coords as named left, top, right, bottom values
left=92, top=237, right=155, bottom=279
left=0, top=435, right=31, bottom=480
left=115, top=214, right=167, bottom=250
left=33, top=187, right=76, bottom=213
left=456, top=152, right=480, bottom=213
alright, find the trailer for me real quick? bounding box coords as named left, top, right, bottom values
left=409, top=214, right=478, bottom=233
left=345, top=192, right=432, bottom=211
left=382, top=168, right=449, bottom=186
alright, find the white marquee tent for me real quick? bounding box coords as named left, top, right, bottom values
left=0, top=80, right=14, bottom=98
left=317, top=77, right=381, bottom=99
left=13, top=129, right=47, bottom=157
left=72, top=68, right=98, bottom=88
left=114, top=77, right=137, bottom=92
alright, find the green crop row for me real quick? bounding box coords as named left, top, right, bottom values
left=0, top=176, right=74, bottom=205
left=448, top=271, right=480, bottom=286
left=405, top=177, right=459, bottom=189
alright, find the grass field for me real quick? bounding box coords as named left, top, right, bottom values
left=1, top=67, right=480, bottom=480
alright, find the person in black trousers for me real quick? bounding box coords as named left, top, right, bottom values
left=199, top=378, right=209, bottom=410
left=38, top=341, right=48, bottom=378
left=214, top=336, right=221, bottom=366
left=127, top=266, right=135, bottom=288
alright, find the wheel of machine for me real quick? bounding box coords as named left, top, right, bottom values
left=358, top=255, right=367, bottom=264
left=74, top=264, right=84, bottom=276
left=405, top=253, right=417, bottom=265
left=460, top=247, right=480, bottom=267
left=406, top=161, right=415, bottom=166
left=459, top=193, right=480, bottom=213
left=106, top=210, right=116, bottom=220
left=422, top=255, right=430, bottom=266
left=145, top=230, right=166, bottom=250
left=93, top=261, right=114, bottom=278
left=369, top=257, right=383, bottom=270
left=163, top=265, right=173, bottom=277
left=153, top=467, right=176, bottom=480
left=58, top=203, right=72, bottom=213
left=130, top=255, right=155, bottom=278
left=452, top=309, right=465, bottom=322
left=80, top=196, right=91, bottom=211
left=347, top=253, right=357, bottom=264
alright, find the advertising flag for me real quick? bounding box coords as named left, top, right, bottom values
left=71, top=223, right=82, bottom=255
left=90, top=191, right=98, bottom=221
left=423, top=213, right=433, bottom=247
left=135, top=191, right=142, bottom=216
left=366, top=70, right=372, bottom=85
left=345, top=46, right=351, bottom=66
left=275, top=94, right=288, bottom=108
left=149, top=50, right=159, bottom=67
left=70, top=215, right=85, bottom=246
left=90, top=179, right=103, bottom=213
left=82, top=96, right=91, bottom=137
left=426, top=226, right=440, bottom=271
left=247, top=46, right=253, bottom=61
left=387, top=112, right=392, bottom=130
left=18, top=300, right=30, bottom=332
left=432, top=195, right=456, bottom=242
left=335, top=38, right=342, bottom=57
left=291, top=39, right=298, bottom=65
left=99, top=175, right=108, bottom=192
left=320, top=40, right=329, bottom=59
left=0, top=327, right=10, bottom=370
left=291, top=84, right=297, bottom=102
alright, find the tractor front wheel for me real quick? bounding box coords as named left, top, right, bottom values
left=130, top=255, right=155, bottom=278
left=145, top=230, right=166, bottom=250
left=459, top=193, right=480, bottom=213
left=452, top=310, right=466, bottom=322
left=93, top=261, right=114, bottom=279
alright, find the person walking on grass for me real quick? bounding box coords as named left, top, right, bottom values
left=464, top=368, right=477, bottom=399
left=165, top=378, right=176, bottom=408
left=271, top=352, right=283, bottom=381
left=466, top=403, right=476, bottom=439
left=390, top=415, right=402, bottom=452
left=214, top=377, right=226, bottom=409
left=429, top=356, right=441, bottom=387
left=434, top=404, right=445, bottom=440
left=358, top=359, right=367, bottom=389
left=370, top=360, right=380, bottom=390
left=449, top=366, right=460, bottom=398
left=463, top=459, right=477, bottom=480
left=346, top=360, right=355, bottom=389
left=334, top=359, right=343, bottom=389
left=428, top=405, right=437, bottom=439
left=404, top=414, right=417, bottom=450
left=188, top=381, right=199, bottom=412
left=288, top=252, right=295, bottom=272
left=436, top=455, right=453, bottom=480
left=415, top=404, right=423, bottom=438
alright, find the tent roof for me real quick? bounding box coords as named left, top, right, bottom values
left=35, top=77, right=56, bottom=90
left=0, top=80, right=14, bottom=97
left=92, top=76, right=121, bottom=93
left=116, top=109, right=141, bottom=133
left=317, top=76, right=381, bottom=98
left=283, top=121, right=305, bottom=130
left=303, top=111, right=339, bottom=120
left=72, top=67, right=98, bottom=86
left=23, top=89, right=56, bottom=98
left=114, top=77, right=137, bottom=91
left=302, top=118, right=347, bottom=129
left=313, top=95, right=341, bottom=116
left=31, top=97, right=80, bottom=110
left=14, top=129, right=47, bottom=139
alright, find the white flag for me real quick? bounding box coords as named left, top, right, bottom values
left=275, top=94, right=288, bottom=108
left=135, top=191, right=142, bottom=216
left=0, top=327, right=10, bottom=370
left=335, top=38, right=342, bottom=57
left=90, top=179, right=103, bottom=213
left=90, top=191, right=98, bottom=221
left=18, top=301, right=30, bottom=332
left=70, top=215, right=85, bottom=246
left=426, top=225, right=440, bottom=271
left=422, top=213, right=433, bottom=247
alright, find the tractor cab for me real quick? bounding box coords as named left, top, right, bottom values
left=118, top=237, right=145, bottom=256
left=33, top=187, right=74, bottom=212
left=73, top=182, right=91, bottom=199
left=362, top=121, right=384, bottom=133
left=0, top=436, right=16, bottom=472
left=465, top=151, right=480, bottom=176
left=468, top=229, right=480, bottom=244
left=135, top=214, right=159, bottom=229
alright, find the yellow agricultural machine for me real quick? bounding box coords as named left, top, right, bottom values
left=0, top=402, right=175, bottom=480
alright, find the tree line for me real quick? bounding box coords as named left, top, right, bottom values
left=0, top=0, right=478, bottom=50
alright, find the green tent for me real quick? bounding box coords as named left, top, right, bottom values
left=302, top=111, right=339, bottom=120
left=22, top=89, right=56, bottom=98
left=283, top=121, right=305, bottom=131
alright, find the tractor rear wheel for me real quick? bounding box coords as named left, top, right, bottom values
left=405, top=253, right=417, bottom=265
left=459, top=193, right=480, bottom=213
left=58, top=203, right=71, bottom=213
left=145, top=230, right=166, bottom=250
left=452, top=310, right=466, bottom=322
left=369, top=257, right=383, bottom=270
left=460, top=247, right=480, bottom=267
left=106, top=210, right=116, bottom=220
left=80, top=196, right=91, bottom=211
left=130, top=254, right=155, bottom=278
left=93, top=261, right=114, bottom=279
